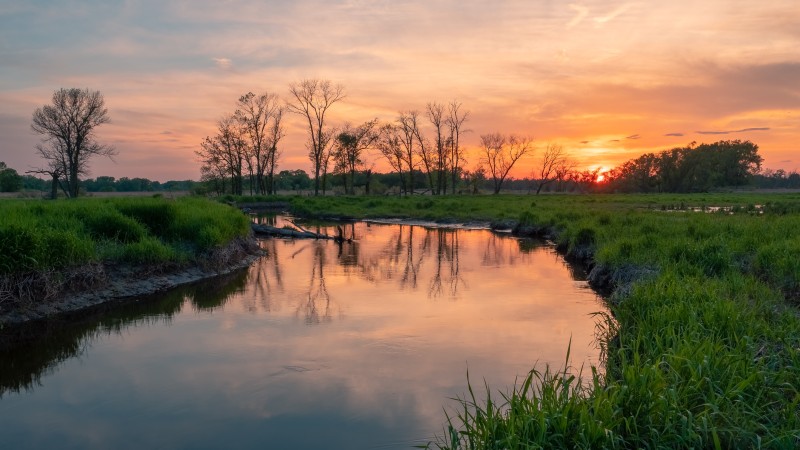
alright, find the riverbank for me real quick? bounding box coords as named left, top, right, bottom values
left=245, top=193, right=800, bottom=448
left=0, top=236, right=261, bottom=327
left=0, top=197, right=257, bottom=327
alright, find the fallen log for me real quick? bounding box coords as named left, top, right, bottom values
left=251, top=223, right=351, bottom=242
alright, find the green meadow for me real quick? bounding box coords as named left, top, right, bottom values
left=270, top=193, right=800, bottom=449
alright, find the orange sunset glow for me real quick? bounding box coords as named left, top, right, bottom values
left=1, top=1, right=798, bottom=181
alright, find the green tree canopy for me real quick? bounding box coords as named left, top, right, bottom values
left=0, top=162, right=23, bottom=192
left=605, top=140, right=763, bottom=193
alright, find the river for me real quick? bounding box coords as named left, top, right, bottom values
left=0, top=218, right=607, bottom=449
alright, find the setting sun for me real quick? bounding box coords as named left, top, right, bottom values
left=1, top=1, right=798, bottom=182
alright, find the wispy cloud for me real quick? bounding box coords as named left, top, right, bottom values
left=213, top=57, right=233, bottom=70
left=696, top=127, right=770, bottom=135
left=594, top=2, right=636, bottom=26
left=626, top=134, right=641, bottom=139
left=566, top=4, right=589, bottom=29
left=665, top=132, right=684, bottom=137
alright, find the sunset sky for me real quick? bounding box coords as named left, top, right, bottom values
left=1, top=0, right=798, bottom=182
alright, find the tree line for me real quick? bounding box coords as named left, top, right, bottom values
left=23, top=86, right=789, bottom=198
left=19, top=83, right=605, bottom=197
left=198, top=78, right=566, bottom=196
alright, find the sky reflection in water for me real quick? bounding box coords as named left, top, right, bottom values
left=0, top=221, right=607, bottom=449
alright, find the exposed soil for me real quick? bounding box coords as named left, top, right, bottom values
left=0, top=236, right=263, bottom=327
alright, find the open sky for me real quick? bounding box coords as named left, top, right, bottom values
left=1, top=0, right=798, bottom=182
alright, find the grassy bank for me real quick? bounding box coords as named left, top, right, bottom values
left=260, top=193, right=800, bottom=448
left=0, top=197, right=251, bottom=308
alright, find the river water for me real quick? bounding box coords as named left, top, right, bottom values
left=0, top=219, right=607, bottom=449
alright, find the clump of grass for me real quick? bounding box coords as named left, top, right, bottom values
left=82, top=208, right=147, bottom=243
left=0, top=224, right=42, bottom=273
left=114, top=198, right=178, bottom=237
left=110, top=236, right=178, bottom=265
left=517, top=210, right=538, bottom=227
left=171, top=198, right=251, bottom=252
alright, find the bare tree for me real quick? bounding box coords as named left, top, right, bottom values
left=332, top=119, right=378, bottom=194
left=446, top=100, right=470, bottom=194
left=376, top=123, right=407, bottom=194
left=533, top=143, right=567, bottom=194
left=31, top=88, right=115, bottom=198
left=235, top=91, right=280, bottom=195
left=287, top=79, right=346, bottom=195
left=196, top=114, right=247, bottom=195
left=480, top=133, right=534, bottom=194
left=265, top=107, right=285, bottom=194
left=397, top=111, right=421, bottom=194
left=319, top=128, right=338, bottom=195
left=426, top=102, right=447, bottom=195
left=553, top=154, right=577, bottom=192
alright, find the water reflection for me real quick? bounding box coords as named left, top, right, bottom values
left=0, top=270, right=248, bottom=397
left=0, top=220, right=606, bottom=450
left=301, top=241, right=334, bottom=324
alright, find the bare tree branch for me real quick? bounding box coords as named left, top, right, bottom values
left=534, top=143, right=567, bottom=194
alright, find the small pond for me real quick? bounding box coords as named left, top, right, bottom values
left=0, top=218, right=607, bottom=449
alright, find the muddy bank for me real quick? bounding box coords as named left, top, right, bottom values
left=0, top=237, right=263, bottom=327
left=487, top=218, right=658, bottom=302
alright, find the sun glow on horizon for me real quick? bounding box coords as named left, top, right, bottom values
left=0, top=0, right=798, bottom=181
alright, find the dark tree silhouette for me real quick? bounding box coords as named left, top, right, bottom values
left=332, top=119, right=378, bottom=194
left=604, top=140, right=763, bottom=193
left=480, top=133, right=534, bottom=194
left=287, top=79, right=345, bottom=196
left=31, top=88, right=115, bottom=198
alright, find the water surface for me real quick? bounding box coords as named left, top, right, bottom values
left=0, top=220, right=607, bottom=449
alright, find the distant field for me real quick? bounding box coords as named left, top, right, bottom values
left=0, top=190, right=192, bottom=199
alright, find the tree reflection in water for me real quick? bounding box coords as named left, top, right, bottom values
left=246, top=238, right=285, bottom=313
left=0, top=219, right=595, bottom=401
left=0, top=270, right=249, bottom=397
left=0, top=219, right=608, bottom=450
left=427, top=229, right=466, bottom=299
left=299, top=241, right=333, bottom=324
left=258, top=221, right=523, bottom=305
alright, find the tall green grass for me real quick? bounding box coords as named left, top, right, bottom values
left=0, top=197, right=251, bottom=275
left=269, top=193, right=800, bottom=449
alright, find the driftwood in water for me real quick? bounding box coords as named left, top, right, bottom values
left=251, top=223, right=351, bottom=242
